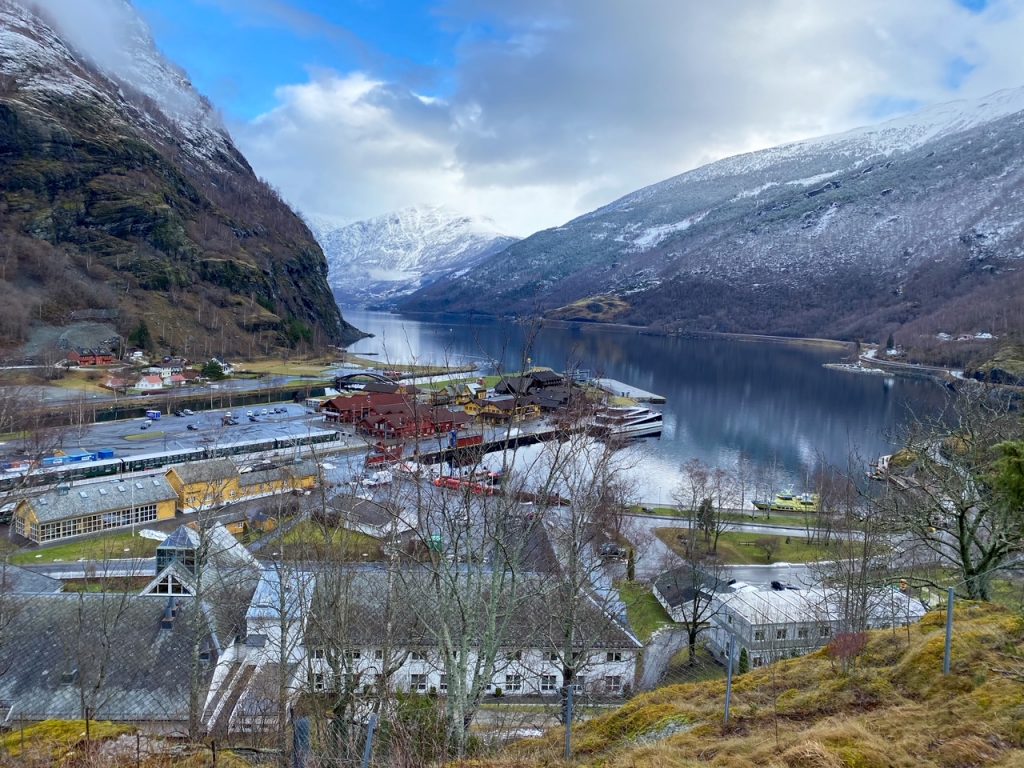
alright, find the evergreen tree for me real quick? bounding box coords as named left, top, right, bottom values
left=738, top=647, right=750, bottom=674
left=886, top=333, right=895, bottom=350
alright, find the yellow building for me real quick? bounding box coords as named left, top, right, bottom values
left=463, top=397, right=541, bottom=424
left=165, top=459, right=320, bottom=514
left=11, top=476, right=177, bottom=543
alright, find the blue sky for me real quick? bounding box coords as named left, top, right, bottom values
left=121, top=0, right=1024, bottom=235
left=136, top=0, right=458, bottom=119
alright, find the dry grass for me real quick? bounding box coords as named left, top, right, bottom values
left=459, top=602, right=1024, bottom=768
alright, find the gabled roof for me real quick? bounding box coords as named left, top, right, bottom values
left=654, top=565, right=737, bottom=609
left=168, top=459, right=238, bottom=486
left=23, top=476, right=177, bottom=523
left=237, top=460, right=318, bottom=488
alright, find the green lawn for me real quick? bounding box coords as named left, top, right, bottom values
left=655, top=528, right=831, bottom=565
left=123, top=430, right=167, bottom=441
left=10, top=530, right=162, bottom=564
left=617, top=580, right=672, bottom=642
left=277, top=520, right=383, bottom=561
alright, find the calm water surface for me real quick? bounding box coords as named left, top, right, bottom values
left=342, top=310, right=948, bottom=503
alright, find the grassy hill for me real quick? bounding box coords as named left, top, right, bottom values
left=463, top=602, right=1024, bottom=768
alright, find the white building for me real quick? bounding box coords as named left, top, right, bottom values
left=706, top=586, right=927, bottom=669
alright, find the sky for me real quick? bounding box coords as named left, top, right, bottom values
left=112, top=0, right=1024, bottom=235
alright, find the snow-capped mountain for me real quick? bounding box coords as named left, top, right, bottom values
left=0, top=0, right=360, bottom=353
left=314, top=206, right=518, bottom=308
left=402, top=87, right=1024, bottom=342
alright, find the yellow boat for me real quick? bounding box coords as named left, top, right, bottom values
left=752, top=491, right=819, bottom=513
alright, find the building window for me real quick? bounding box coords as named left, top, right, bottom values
left=343, top=648, right=361, bottom=660
left=506, top=650, right=522, bottom=661
left=797, top=627, right=810, bottom=640
left=374, top=649, right=384, bottom=660
left=541, top=675, right=558, bottom=693
left=505, top=674, right=522, bottom=692
left=606, top=651, right=622, bottom=662
left=439, top=675, right=448, bottom=692
left=776, top=628, right=787, bottom=641
left=604, top=675, right=623, bottom=694
left=751, top=656, right=764, bottom=668
left=311, top=648, right=326, bottom=660
left=753, top=630, right=765, bottom=642
left=819, top=625, right=831, bottom=638
left=411, top=651, right=426, bottom=662
left=312, top=672, right=326, bottom=692
left=410, top=674, right=427, bottom=692
left=547, top=651, right=559, bottom=662
left=570, top=676, right=586, bottom=694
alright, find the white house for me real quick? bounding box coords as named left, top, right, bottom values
left=134, top=375, right=164, bottom=391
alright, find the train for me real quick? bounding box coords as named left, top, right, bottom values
left=0, top=430, right=341, bottom=494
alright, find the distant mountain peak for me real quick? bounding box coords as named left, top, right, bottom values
left=317, top=206, right=519, bottom=309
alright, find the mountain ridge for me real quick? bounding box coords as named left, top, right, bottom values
left=0, top=0, right=362, bottom=358
left=399, top=86, right=1024, bottom=354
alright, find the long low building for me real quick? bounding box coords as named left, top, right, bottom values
left=11, top=476, right=178, bottom=543
left=10, top=458, right=321, bottom=543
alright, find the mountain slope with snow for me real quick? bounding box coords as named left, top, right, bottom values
left=401, top=87, right=1024, bottom=342
left=315, top=206, right=518, bottom=308
left=0, top=0, right=361, bottom=354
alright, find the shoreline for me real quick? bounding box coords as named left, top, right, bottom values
left=388, top=310, right=856, bottom=353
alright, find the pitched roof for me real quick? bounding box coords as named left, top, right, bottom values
left=653, top=565, right=737, bottom=610
left=23, top=476, right=177, bottom=523
left=237, top=460, right=318, bottom=489
left=168, top=459, right=238, bottom=485
left=0, top=594, right=218, bottom=722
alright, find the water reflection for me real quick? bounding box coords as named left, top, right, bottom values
left=343, top=310, right=947, bottom=500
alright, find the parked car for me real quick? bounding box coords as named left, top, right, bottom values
left=140, top=422, right=150, bottom=430
left=182, top=408, right=194, bottom=416
left=187, top=423, right=199, bottom=431
left=260, top=408, right=269, bottom=415
left=174, top=410, right=185, bottom=417
left=599, top=542, right=627, bottom=560
left=248, top=415, right=257, bottom=422
left=246, top=410, right=254, bottom=417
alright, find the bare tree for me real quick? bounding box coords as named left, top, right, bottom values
left=878, top=387, right=1024, bottom=600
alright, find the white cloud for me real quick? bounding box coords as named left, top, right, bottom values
left=231, top=0, right=1024, bottom=236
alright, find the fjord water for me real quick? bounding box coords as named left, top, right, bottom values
left=343, top=309, right=947, bottom=503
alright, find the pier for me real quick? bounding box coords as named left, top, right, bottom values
left=592, top=378, right=666, bottom=403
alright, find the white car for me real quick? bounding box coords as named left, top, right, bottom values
left=260, top=408, right=269, bottom=415
left=246, top=410, right=254, bottom=417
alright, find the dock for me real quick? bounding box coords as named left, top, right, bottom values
left=592, top=378, right=666, bottom=403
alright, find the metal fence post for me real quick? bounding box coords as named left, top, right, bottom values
left=361, top=712, right=379, bottom=768
left=564, top=685, right=574, bottom=760
left=292, top=715, right=311, bottom=768
left=724, top=634, right=735, bottom=724
left=943, top=587, right=955, bottom=675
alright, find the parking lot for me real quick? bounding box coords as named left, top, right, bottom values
left=42, top=403, right=362, bottom=460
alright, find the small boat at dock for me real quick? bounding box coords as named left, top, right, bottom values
left=752, top=491, right=819, bottom=513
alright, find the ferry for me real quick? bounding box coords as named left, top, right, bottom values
left=590, top=406, right=663, bottom=440
left=752, top=491, right=820, bottom=513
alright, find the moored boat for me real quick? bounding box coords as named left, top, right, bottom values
left=751, top=490, right=819, bottom=513
left=590, top=406, right=663, bottom=440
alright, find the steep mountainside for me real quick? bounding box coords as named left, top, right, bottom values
left=313, top=206, right=518, bottom=308
left=0, top=0, right=362, bottom=358
left=401, top=88, right=1024, bottom=344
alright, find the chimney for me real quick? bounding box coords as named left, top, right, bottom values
left=161, top=597, right=175, bottom=630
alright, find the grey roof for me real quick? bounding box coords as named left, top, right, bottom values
left=306, top=567, right=640, bottom=651
left=25, top=476, right=177, bottom=523
left=0, top=594, right=218, bottom=722
left=168, top=459, right=237, bottom=485
left=327, top=495, right=396, bottom=528
left=238, top=460, right=318, bottom=489
left=654, top=565, right=737, bottom=610
left=0, top=564, right=62, bottom=594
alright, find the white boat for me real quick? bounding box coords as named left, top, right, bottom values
left=590, top=406, right=663, bottom=439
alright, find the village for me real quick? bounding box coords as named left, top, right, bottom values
left=0, top=354, right=930, bottom=746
